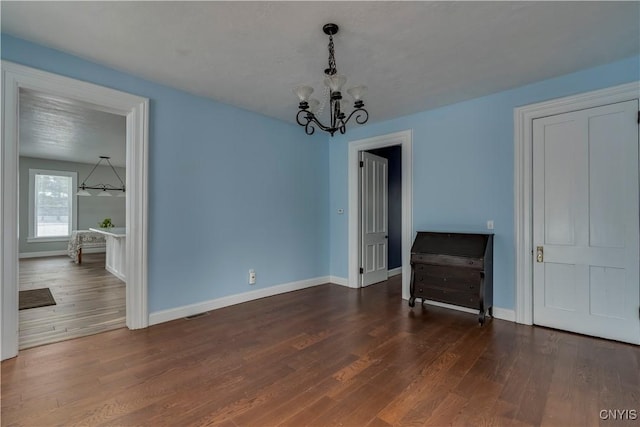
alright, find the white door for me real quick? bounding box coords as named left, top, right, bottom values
left=360, top=151, right=388, bottom=287
left=533, top=99, right=640, bottom=344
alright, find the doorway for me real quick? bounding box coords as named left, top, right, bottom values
left=360, top=146, right=404, bottom=287
left=17, top=88, right=128, bottom=349
left=347, top=130, right=413, bottom=299
left=1, top=61, right=149, bottom=360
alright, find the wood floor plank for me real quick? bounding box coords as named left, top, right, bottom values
left=278, top=395, right=337, bottom=427
left=3, top=276, right=639, bottom=426
left=18, top=254, right=125, bottom=349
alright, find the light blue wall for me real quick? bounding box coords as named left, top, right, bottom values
left=2, top=35, right=329, bottom=312
left=329, top=55, right=639, bottom=310
left=4, top=34, right=637, bottom=314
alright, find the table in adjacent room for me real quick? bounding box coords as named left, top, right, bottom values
left=89, top=227, right=126, bottom=281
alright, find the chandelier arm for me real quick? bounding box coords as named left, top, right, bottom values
left=298, top=110, right=337, bottom=135
left=344, top=107, right=370, bottom=126
left=81, top=185, right=125, bottom=191
left=79, top=157, right=104, bottom=186
left=296, top=109, right=311, bottom=126
left=304, top=121, right=316, bottom=135
left=338, top=113, right=347, bottom=134
left=330, top=98, right=336, bottom=130
left=105, top=158, right=125, bottom=188
left=307, top=113, right=334, bottom=133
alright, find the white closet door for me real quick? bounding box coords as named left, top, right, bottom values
left=533, top=99, right=639, bottom=344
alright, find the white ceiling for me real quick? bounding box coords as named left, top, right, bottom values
left=19, top=89, right=126, bottom=167
left=3, top=2, right=639, bottom=126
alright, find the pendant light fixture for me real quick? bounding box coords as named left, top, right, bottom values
left=294, top=23, right=369, bottom=137
left=76, top=156, right=125, bottom=197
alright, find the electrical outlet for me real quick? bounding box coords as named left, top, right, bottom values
left=487, top=220, right=494, bottom=230
left=249, top=269, right=256, bottom=285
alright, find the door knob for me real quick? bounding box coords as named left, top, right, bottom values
left=536, top=246, right=544, bottom=263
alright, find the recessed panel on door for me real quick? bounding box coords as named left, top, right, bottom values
left=543, top=120, right=581, bottom=246
left=589, top=266, right=626, bottom=320
left=544, top=263, right=577, bottom=312
left=589, top=112, right=627, bottom=249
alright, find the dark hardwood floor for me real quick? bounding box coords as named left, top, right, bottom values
left=2, top=275, right=639, bottom=426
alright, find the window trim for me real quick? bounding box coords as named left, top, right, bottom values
left=27, top=168, right=78, bottom=242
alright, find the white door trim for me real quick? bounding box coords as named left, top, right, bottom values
left=514, top=81, right=639, bottom=325
left=1, top=61, right=149, bottom=360
left=348, top=130, right=413, bottom=299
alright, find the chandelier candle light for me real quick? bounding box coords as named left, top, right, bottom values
left=294, top=23, right=369, bottom=136
left=76, top=156, right=125, bottom=197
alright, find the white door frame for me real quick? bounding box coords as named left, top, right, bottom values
left=348, top=130, right=413, bottom=299
left=513, top=81, right=639, bottom=325
left=1, top=61, right=149, bottom=360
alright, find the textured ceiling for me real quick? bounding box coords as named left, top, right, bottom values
left=19, top=89, right=126, bottom=167
left=3, top=1, right=639, bottom=127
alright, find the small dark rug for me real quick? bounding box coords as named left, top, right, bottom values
left=19, top=288, right=56, bottom=310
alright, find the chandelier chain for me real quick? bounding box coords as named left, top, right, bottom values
left=327, top=34, right=337, bottom=75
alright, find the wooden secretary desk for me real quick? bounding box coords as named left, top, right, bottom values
left=409, top=231, right=494, bottom=325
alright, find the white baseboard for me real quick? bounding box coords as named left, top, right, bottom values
left=148, top=275, right=518, bottom=327
left=418, top=299, right=516, bottom=323
left=19, top=247, right=105, bottom=259
left=491, top=307, right=516, bottom=322
left=329, top=271, right=401, bottom=287
left=106, top=265, right=126, bottom=282
left=329, top=276, right=349, bottom=287
left=149, top=276, right=331, bottom=326
left=388, top=267, right=402, bottom=277
left=20, top=250, right=68, bottom=258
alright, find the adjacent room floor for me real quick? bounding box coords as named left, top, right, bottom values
left=18, top=253, right=125, bottom=349
left=3, top=275, right=638, bottom=426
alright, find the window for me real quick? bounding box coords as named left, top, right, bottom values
left=28, top=169, right=77, bottom=242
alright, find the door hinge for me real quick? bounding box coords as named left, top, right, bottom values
left=359, top=161, right=364, bottom=167
left=359, top=267, right=364, bottom=274
left=637, top=111, right=640, bottom=124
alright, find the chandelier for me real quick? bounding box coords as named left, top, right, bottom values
left=76, top=156, right=125, bottom=197
left=294, top=23, right=369, bottom=137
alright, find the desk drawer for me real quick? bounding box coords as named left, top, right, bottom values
left=411, top=254, right=484, bottom=270
left=414, top=264, right=481, bottom=292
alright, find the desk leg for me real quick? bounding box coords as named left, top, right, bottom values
left=78, top=248, right=82, bottom=264
left=408, top=264, right=416, bottom=307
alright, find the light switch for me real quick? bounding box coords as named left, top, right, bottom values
left=487, top=220, right=494, bottom=230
